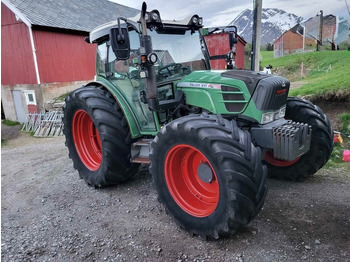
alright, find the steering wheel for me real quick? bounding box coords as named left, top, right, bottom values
left=158, top=63, right=182, bottom=76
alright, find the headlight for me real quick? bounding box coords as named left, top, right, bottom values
left=152, top=12, right=159, bottom=21
left=198, top=17, right=203, bottom=25
left=144, top=13, right=149, bottom=21
left=279, top=106, right=286, bottom=118
left=261, top=112, right=275, bottom=124
left=192, top=16, right=198, bottom=25
left=261, top=106, right=287, bottom=124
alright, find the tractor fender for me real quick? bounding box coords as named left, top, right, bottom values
left=85, top=81, right=142, bottom=139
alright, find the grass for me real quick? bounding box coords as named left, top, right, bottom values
left=52, top=92, right=69, bottom=103
left=2, top=119, right=21, bottom=147
left=260, top=50, right=350, bottom=97
left=326, top=143, right=345, bottom=167
left=326, top=112, right=350, bottom=168
left=2, top=119, right=20, bottom=126
left=326, top=135, right=350, bottom=169
left=339, top=112, right=350, bottom=136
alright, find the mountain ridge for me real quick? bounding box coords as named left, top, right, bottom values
left=229, top=8, right=303, bottom=45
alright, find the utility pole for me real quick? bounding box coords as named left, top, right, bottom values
left=251, top=0, right=262, bottom=71
left=317, top=10, right=323, bottom=51
left=302, top=25, right=306, bottom=52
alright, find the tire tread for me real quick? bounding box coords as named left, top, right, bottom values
left=63, top=85, right=139, bottom=187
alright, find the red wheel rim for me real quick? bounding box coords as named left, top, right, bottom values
left=72, top=110, right=102, bottom=171
left=264, top=150, right=300, bottom=167
left=164, top=144, right=219, bottom=217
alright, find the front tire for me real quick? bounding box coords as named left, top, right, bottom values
left=150, top=114, right=267, bottom=239
left=63, top=85, right=139, bottom=187
left=264, top=97, right=333, bottom=181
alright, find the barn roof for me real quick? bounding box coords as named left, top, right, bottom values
left=2, top=0, right=139, bottom=32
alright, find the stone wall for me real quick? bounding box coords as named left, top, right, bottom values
left=1, top=80, right=91, bottom=121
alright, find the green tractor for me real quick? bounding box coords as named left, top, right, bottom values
left=63, top=3, right=333, bottom=239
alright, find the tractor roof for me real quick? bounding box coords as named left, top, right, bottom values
left=89, top=10, right=203, bottom=43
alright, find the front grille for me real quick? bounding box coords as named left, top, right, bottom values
left=252, top=76, right=290, bottom=111
left=221, top=85, right=247, bottom=112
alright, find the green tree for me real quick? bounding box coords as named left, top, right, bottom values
left=266, top=43, right=273, bottom=51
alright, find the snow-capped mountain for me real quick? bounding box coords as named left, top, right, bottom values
left=229, top=8, right=303, bottom=45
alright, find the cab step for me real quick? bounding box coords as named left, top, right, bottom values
left=131, top=157, right=151, bottom=164
left=131, top=139, right=152, bottom=164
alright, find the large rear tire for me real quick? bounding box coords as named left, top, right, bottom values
left=150, top=114, right=267, bottom=239
left=63, top=85, right=139, bottom=187
left=264, top=97, right=333, bottom=181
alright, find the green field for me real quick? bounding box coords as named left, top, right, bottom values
left=260, top=50, right=350, bottom=97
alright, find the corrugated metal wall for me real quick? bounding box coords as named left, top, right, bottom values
left=204, top=33, right=231, bottom=70
left=33, top=30, right=96, bottom=83
left=235, top=38, right=245, bottom=70
left=1, top=3, right=37, bottom=85
left=1, top=3, right=96, bottom=85
left=204, top=33, right=245, bottom=70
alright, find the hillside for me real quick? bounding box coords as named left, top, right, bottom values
left=260, top=50, right=350, bottom=99
left=229, top=8, right=303, bottom=45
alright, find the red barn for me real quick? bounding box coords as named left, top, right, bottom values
left=273, top=24, right=306, bottom=58
left=1, top=0, right=138, bottom=122
left=274, top=14, right=337, bottom=58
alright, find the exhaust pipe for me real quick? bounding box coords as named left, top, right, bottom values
left=140, top=2, right=158, bottom=111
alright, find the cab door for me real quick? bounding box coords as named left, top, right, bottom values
left=106, top=42, right=157, bottom=133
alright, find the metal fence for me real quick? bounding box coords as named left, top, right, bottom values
left=21, top=111, right=64, bottom=137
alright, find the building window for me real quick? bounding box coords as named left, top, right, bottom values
left=28, top=93, right=34, bottom=102
left=23, top=90, right=37, bottom=105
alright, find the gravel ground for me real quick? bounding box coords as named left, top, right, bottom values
left=1, top=132, right=350, bottom=262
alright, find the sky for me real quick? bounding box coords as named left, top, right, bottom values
left=110, top=0, right=347, bottom=27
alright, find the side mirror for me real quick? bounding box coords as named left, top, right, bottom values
left=110, top=27, right=130, bottom=60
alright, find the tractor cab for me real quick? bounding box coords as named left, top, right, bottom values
left=86, top=8, right=241, bottom=135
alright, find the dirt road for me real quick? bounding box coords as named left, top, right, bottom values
left=2, top=133, right=350, bottom=262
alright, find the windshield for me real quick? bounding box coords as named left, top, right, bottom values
left=129, top=29, right=206, bottom=84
